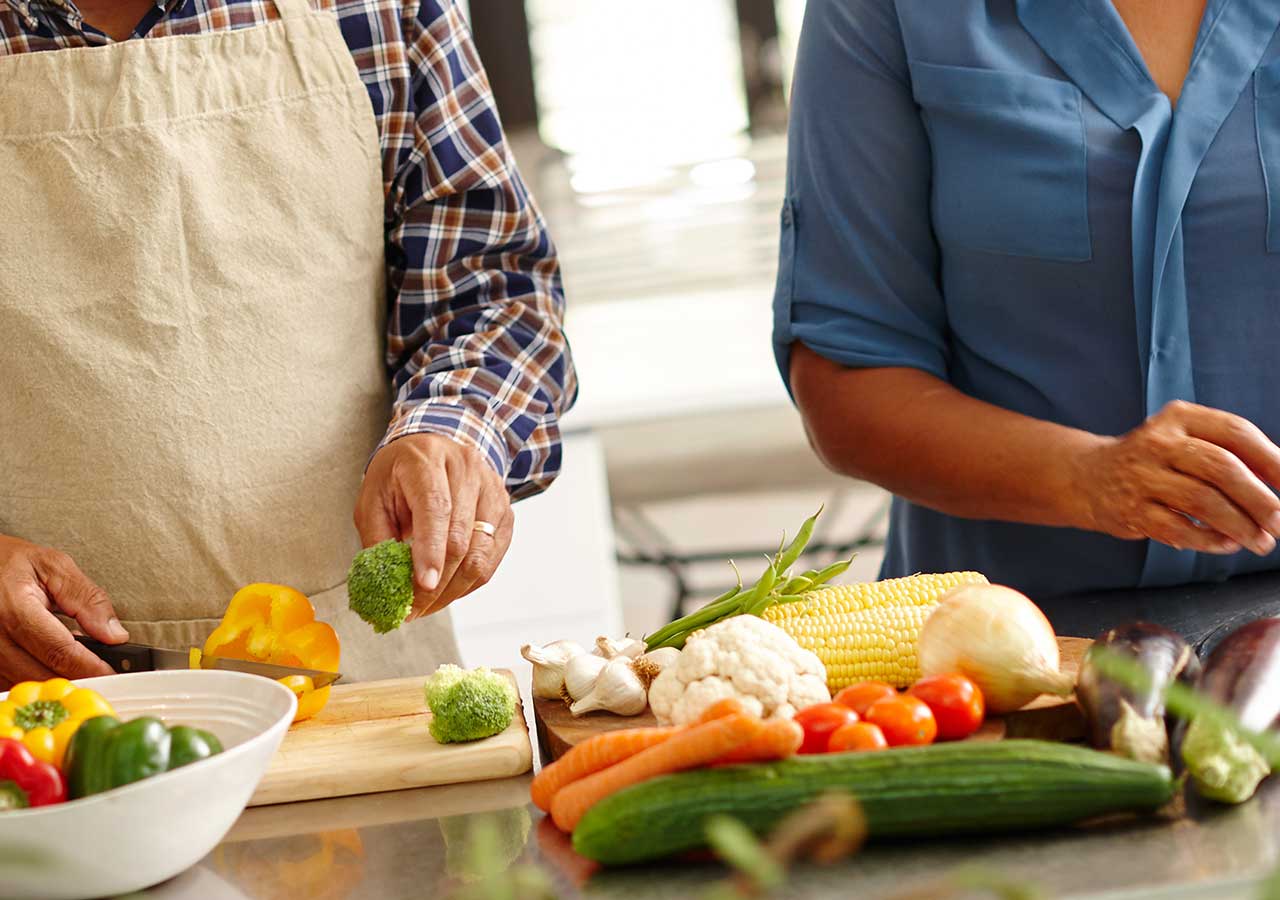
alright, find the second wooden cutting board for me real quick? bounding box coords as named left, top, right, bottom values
left=249, top=669, right=532, bottom=807
left=533, top=637, right=1090, bottom=764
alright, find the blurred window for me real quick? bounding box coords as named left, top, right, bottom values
left=776, top=0, right=804, bottom=97
left=525, top=0, right=750, bottom=166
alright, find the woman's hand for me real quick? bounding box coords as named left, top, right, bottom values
left=355, top=434, right=514, bottom=620
left=1072, top=401, right=1280, bottom=555
left=0, top=536, right=125, bottom=687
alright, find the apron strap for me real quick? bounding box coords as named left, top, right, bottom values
left=271, top=0, right=312, bottom=18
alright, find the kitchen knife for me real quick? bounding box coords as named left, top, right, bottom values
left=74, top=635, right=341, bottom=688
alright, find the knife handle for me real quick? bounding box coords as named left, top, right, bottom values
left=74, top=635, right=153, bottom=674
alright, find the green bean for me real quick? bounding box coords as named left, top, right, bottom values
left=776, top=507, right=822, bottom=574
left=644, top=583, right=750, bottom=649
left=750, top=593, right=806, bottom=616
left=806, top=556, right=853, bottom=590
left=695, top=584, right=741, bottom=613
left=778, top=575, right=814, bottom=595
left=644, top=511, right=833, bottom=650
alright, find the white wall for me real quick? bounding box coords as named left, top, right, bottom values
left=449, top=432, right=622, bottom=685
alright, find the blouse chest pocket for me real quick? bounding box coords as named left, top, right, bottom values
left=910, top=62, right=1092, bottom=262
left=1254, top=60, right=1280, bottom=252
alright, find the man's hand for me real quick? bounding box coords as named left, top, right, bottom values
left=1073, top=401, right=1280, bottom=555
left=0, top=536, right=126, bottom=687
left=355, top=434, right=514, bottom=620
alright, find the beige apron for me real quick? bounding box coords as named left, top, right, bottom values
left=0, top=0, right=459, bottom=681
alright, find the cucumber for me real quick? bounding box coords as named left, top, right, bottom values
left=571, top=740, right=1173, bottom=865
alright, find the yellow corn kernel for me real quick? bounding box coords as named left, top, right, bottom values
left=762, top=571, right=987, bottom=689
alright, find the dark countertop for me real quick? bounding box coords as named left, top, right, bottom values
left=1042, top=569, right=1280, bottom=652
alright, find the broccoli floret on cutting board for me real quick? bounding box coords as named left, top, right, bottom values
left=425, top=665, right=516, bottom=743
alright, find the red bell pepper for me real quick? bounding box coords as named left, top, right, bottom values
left=0, top=738, right=67, bottom=810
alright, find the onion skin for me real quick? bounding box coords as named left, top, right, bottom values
left=1076, top=622, right=1199, bottom=765
left=919, top=584, right=1073, bottom=714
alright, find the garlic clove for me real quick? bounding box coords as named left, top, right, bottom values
left=521, top=639, right=586, bottom=700
left=642, top=647, right=680, bottom=669
left=631, top=646, right=680, bottom=689
left=594, top=636, right=646, bottom=659
left=570, top=657, right=649, bottom=717
left=564, top=652, right=608, bottom=701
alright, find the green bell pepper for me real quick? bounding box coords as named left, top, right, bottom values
left=65, top=716, right=224, bottom=799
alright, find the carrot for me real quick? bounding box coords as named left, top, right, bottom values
left=550, top=713, right=762, bottom=832
left=530, top=726, right=680, bottom=812
left=713, top=717, right=803, bottom=765
left=694, top=697, right=750, bottom=723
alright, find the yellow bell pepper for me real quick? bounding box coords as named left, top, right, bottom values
left=0, top=678, right=115, bottom=768
left=197, top=583, right=340, bottom=723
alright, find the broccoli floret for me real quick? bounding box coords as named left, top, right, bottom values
left=425, top=664, right=517, bottom=743
left=347, top=539, right=414, bottom=633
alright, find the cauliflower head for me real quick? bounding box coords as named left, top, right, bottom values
left=648, top=615, right=830, bottom=725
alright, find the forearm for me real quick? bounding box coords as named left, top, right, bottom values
left=383, top=0, right=577, bottom=497
left=790, top=344, right=1108, bottom=529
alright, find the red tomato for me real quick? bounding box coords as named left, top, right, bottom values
left=793, top=703, right=860, bottom=754
left=832, top=682, right=898, bottom=717
left=827, top=721, right=889, bottom=753
left=908, top=673, right=985, bottom=741
left=864, top=695, right=937, bottom=747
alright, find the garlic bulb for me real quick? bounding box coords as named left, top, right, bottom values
left=631, top=646, right=680, bottom=688
left=564, top=652, right=608, bottom=701
left=570, top=657, right=648, bottom=716
left=594, top=636, right=646, bottom=659
left=521, top=640, right=586, bottom=700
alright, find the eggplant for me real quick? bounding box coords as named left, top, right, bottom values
left=1180, top=617, right=1280, bottom=804
left=1076, top=621, right=1200, bottom=765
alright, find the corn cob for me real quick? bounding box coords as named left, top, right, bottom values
left=762, top=572, right=989, bottom=689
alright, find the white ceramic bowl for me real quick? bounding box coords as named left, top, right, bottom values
left=0, top=669, right=296, bottom=900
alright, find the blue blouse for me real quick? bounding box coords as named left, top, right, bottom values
left=773, top=0, right=1280, bottom=597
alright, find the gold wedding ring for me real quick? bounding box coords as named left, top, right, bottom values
left=472, top=520, right=498, bottom=538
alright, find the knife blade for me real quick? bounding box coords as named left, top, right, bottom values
left=74, top=636, right=341, bottom=688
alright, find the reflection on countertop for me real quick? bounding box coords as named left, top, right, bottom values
left=140, top=773, right=1280, bottom=900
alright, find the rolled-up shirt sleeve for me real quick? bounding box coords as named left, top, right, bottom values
left=773, top=0, right=947, bottom=389
left=379, top=0, right=576, bottom=500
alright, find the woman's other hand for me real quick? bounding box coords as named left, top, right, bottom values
left=355, top=434, right=514, bottom=620
left=1073, top=400, right=1280, bottom=556
left=0, top=536, right=124, bottom=688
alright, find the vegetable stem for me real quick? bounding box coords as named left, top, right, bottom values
left=704, top=815, right=786, bottom=891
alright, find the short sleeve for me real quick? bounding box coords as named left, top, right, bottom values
left=773, top=0, right=948, bottom=390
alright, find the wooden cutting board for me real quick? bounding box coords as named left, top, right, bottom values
left=249, top=670, right=532, bottom=807
left=533, top=638, right=1090, bottom=764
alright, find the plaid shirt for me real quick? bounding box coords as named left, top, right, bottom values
left=0, top=0, right=575, bottom=499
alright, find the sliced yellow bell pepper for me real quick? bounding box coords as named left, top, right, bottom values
left=198, top=583, right=340, bottom=723
left=0, top=678, right=115, bottom=768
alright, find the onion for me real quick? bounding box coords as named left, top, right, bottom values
left=918, top=584, right=1074, bottom=713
